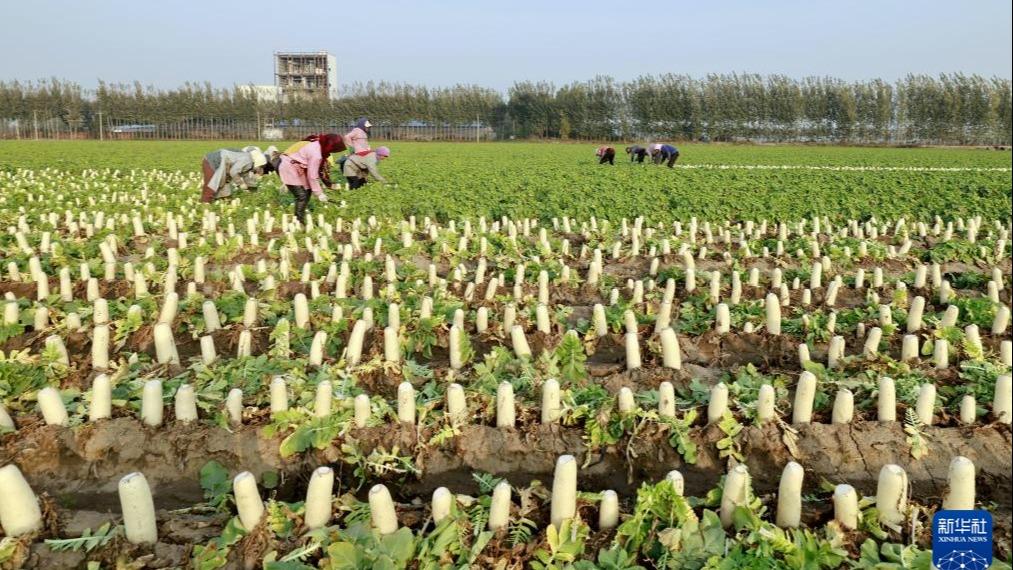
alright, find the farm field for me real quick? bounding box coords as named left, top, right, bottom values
left=0, top=141, right=1010, bottom=222
left=0, top=141, right=1011, bottom=568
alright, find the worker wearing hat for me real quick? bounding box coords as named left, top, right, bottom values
left=200, top=146, right=270, bottom=202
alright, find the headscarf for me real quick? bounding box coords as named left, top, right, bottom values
left=316, top=133, right=346, bottom=161
left=355, top=117, right=371, bottom=135
left=242, top=146, right=267, bottom=168
left=375, top=146, right=390, bottom=158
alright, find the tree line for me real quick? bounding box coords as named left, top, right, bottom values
left=1, top=73, right=1010, bottom=144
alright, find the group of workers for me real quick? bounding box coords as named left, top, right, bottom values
left=200, top=120, right=683, bottom=224
left=596, top=143, right=680, bottom=167
left=200, top=117, right=391, bottom=223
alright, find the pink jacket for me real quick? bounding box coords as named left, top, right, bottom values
left=344, top=127, right=370, bottom=154
left=279, top=140, right=325, bottom=195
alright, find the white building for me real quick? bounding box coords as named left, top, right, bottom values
left=237, top=84, right=282, bottom=104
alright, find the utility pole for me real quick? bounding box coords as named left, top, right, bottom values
left=33, top=110, right=39, bottom=140
left=98, top=111, right=104, bottom=141
left=476, top=115, right=480, bottom=143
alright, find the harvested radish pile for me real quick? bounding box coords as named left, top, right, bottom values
left=0, top=167, right=1011, bottom=569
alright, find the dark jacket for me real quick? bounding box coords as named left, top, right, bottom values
left=626, top=145, right=648, bottom=161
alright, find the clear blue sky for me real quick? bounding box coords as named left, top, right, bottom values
left=3, top=0, right=1010, bottom=92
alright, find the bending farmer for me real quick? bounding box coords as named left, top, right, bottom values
left=596, top=146, right=616, bottom=165
left=278, top=133, right=346, bottom=224
left=200, top=146, right=268, bottom=203
left=625, top=145, right=648, bottom=163
left=650, top=143, right=680, bottom=167
left=284, top=135, right=340, bottom=188
left=343, top=146, right=390, bottom=189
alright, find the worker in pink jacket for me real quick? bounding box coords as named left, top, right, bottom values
left=278, top=133, right=345, bottom=223
left=344, top=117, right=372, bottom=155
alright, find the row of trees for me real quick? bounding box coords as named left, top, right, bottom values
left=1, top=74, right=1010, bottom=144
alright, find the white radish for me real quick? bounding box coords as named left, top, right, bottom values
left=200, top=335, right=217, bottom=365
left=449, top=325, right=465, bottom=369
left=775, top=462, right=804, bottom=529
left=598, top=490, right=619, bottom=529
left=549, top=455, right=578, bottom=529
left=141, top=379, right=164, bottom=427
left=876, top=464, right=908, bottom=527
left=174, top=384, right=198, bottom=423
left=707, top=383, right=728, bottom=423
left=153, top=322, right=179, bottom=365
left=314, top=381, right=332, bottom=418
left=487, top=481, right=512, bottom=531
left=542, top=379, right=561, bottom=424
left=833, top=484, right=858, bottom=530
left=943, top=456, right=975, bottom=510
left=765, top=293, right=781, bottom=335
left=666, top=470, right=685, bottom=495
left=309, top=331, right=328, bottom=366
left=92, top=324, right=110, bottom=370
left=719, top=465, right=751, bottom=528
left=346, top=320, right=368, bottom=366
left=878, top=377, right=896, bottom=421
left=234, top=471, right=265, bottom=531
left=756, top=384, right=776, bottom=423
left=354, top=394, right=371, bottom=428
left=431, top=487, right=453, bottom=524
left=369, top=484, right=398, bottom=534
left=304, top=467, right=335, bottom=529
left=959, top=395, right=977, bottom=424
left=270, top=376, right=288, bottom=414
left=901, top=334, right=919, bottom=361
left=397, top=382, right=416, bottom=424
left=37, top=386, right=68, bottom=426
left=0, top=464, right=43, bottom=537
left=792, top=372, right=817, bottom=424
left=906, top=296, right=924, bottom=332
left=993, top=374, right=1012, bottom=424
left=658, top=381, right=675, bottom=418
left=510, top=325, right=532, bottom=359
left=226, top=388, right=243, bottom=426
left=660, top=328, right=681, bottom=369
left=119, top=472, right=157, bottom=544
left=831, top=389, right=854, bottom=424
left=446, top=384, right=467, bottom=424
left=497, top=382, right=515, bottom=428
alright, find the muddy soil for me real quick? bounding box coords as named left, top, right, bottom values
left=14, top=508, right=224, bottom=570
left=4, top=418, right=1010, bottom=510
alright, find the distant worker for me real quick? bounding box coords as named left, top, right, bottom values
left=343, top=146, right=390, bottom=189
left=596, top=145, right=616, bottom=165
left=278, top=133, right=346, bottom=224
left=625, top=145, right=649, bottom=163
left=650, top=143, right=680, bottom=167
left=344, top=117, right=373, bottom=155
left=200, top=146, right=269, bottom=203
